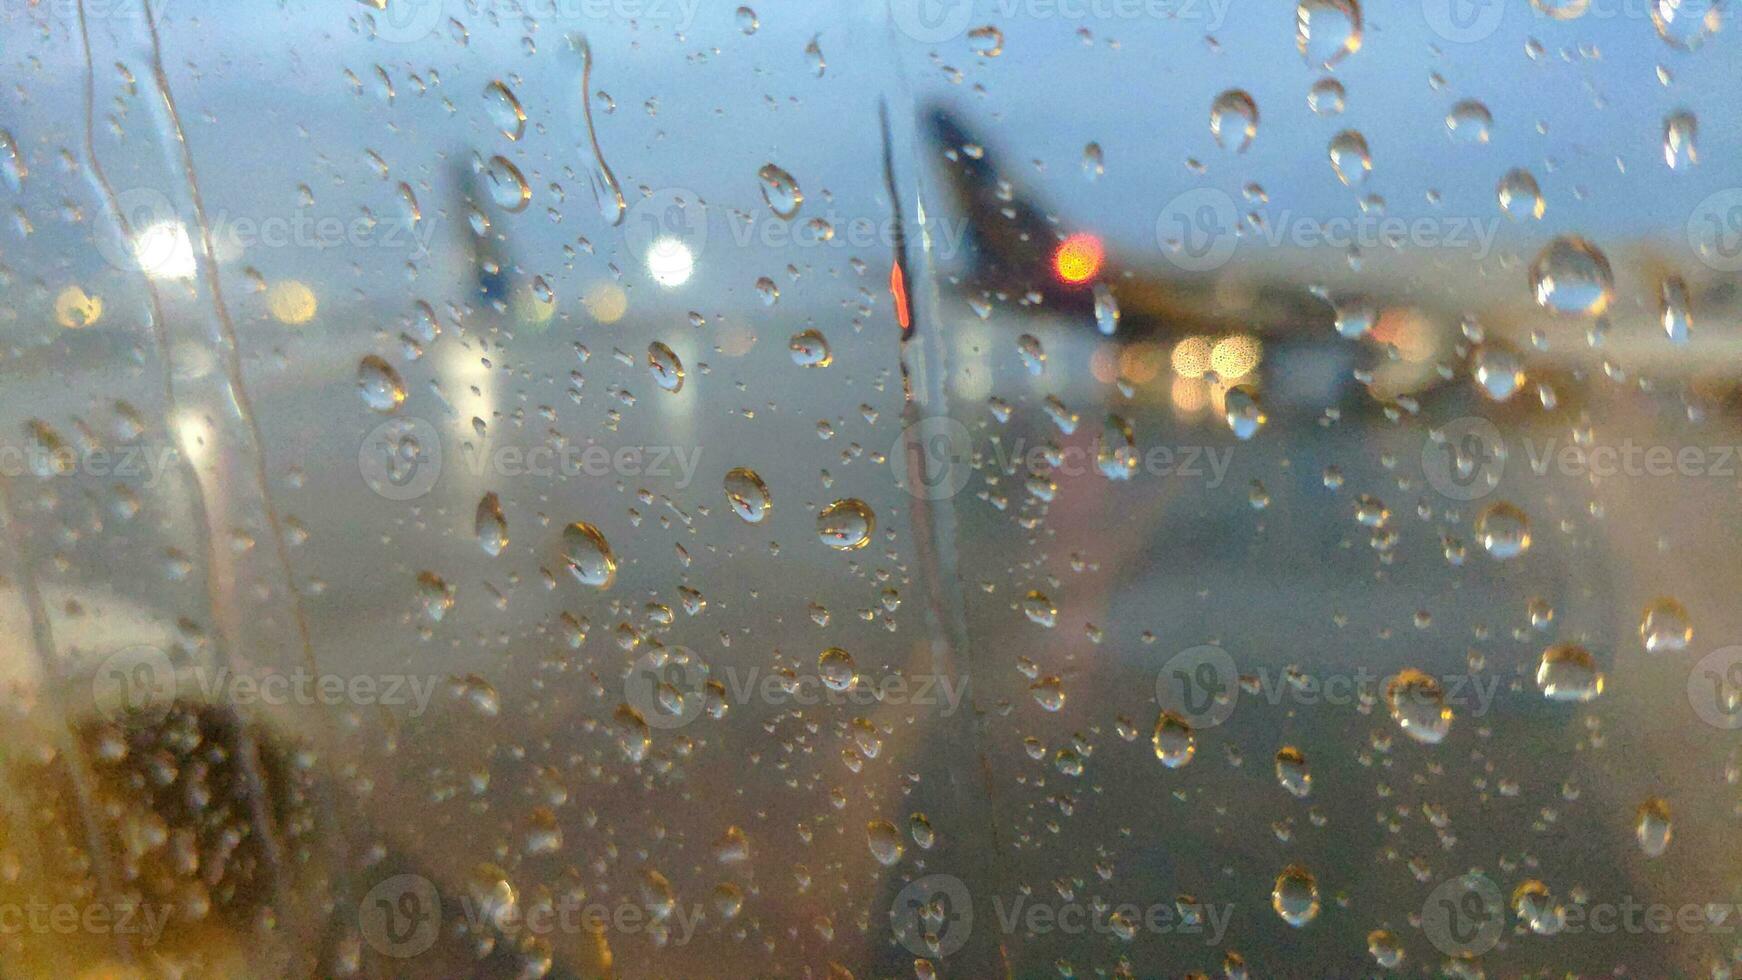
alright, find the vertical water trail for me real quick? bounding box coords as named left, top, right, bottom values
left=0, top=479, right=133, bottom=966
left=75, top=0, right=292, bottom=922
left=137, top=2, right=360, bottom=953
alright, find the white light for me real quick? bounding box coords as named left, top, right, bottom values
left=173, top=411, right=213, bottom=467
left=135, top=220, right=198, bottom=281
left=646, top=236, right=694, bottom=288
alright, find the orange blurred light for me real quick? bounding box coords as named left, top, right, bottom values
left=889, top=259, right=911, bottom=333
left=1053, top=233, right=1103, bottom=284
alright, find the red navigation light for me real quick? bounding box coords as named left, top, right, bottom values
left=1053, top=233, right=1104, bottom=284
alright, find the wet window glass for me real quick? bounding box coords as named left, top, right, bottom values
left=2, top=0, right=1740, bottom=977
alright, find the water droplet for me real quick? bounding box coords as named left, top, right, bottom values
left=483, top=155, right=531, bottom=212
left=1445, top=99, right=1493, bottom=144
left=417, top=571, right=454, bottom=622
left=648, top=341, right=685, bottom=393
left=1532, top=0, right=1590, bottom=17
left=723, top=467, right=772, bottom=523
left=1386, top=669, right=1453, bottom=744
left=1017, top=334, right=1046, bottom=375
left=1081, top=142, right=1105, bottom=181
left=1023, top=590, right=1057, bottom=628
left=1328, top=129, right=1372, bottom=187
left=736, top=6, right=759, bottom=33
left=1275, top=746, right=1312, bottom=797
left=1473, top=344, right=1525, bottom=401
left=1512, top=880, right=1566, bottom=935
left=789, top=329, right=832, bottom=367
left=817, top=499, right=874, bottom=550
left=1367, top=929, right=1404, bottom=968
left=475, top=492, right=508, bottom=557
left=1651, top=0, right=1720, bottom=49
left=757, top=163, right=803, bottom=219
left=1663, top=110, right=1698, bottom=170
left=1636, top=797, right=1673, bottom=856
left=1211, top=89, right=1259, bottom=152
left=866, top=820, right=904, bottom=866
left=1333, top=298, right=1374, bottom=338
left=1536, top=644, right=1604, bottom=702
left=1224, top=385, right=1267, bottom=440
left=1660, top=276, right=1693, bottom=343
left=1152, top=711, right=1196, bottom=768
left=1307, top=77, right=1346, bottom=116
left=1529, top=236, right=1614, bottom=316
left=1497, top=168, right=1545, bottom=220
left=1030, top=676, right=1066, bottom=711
left=805, top=35, right=826, bottom=75
left=1640, top=597, right=1693, bottom=653
left=357, top=355, right=406, bottom=412
left=1271, top=864, right=1320, bottom=926
left=1092, top=283, right=1120, bottom=336
left=1296, top=0, right=1363, bottom=68
left=1475, top=500, right=1532, bottom=560
left=819, top=648, right=857, bottom=692
left=967, top=25, right=1004, bottom=56
left=483, top=80, right=526, bottom=141
left=0, top=130, right=25, bottom=193
left=561, top=521, right=617, bottom=589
